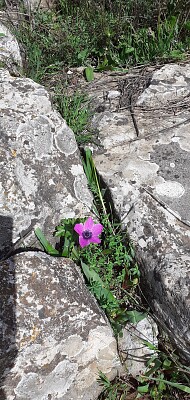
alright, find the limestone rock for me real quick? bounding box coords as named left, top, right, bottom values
left=0, top=23, right=22, bottom=74
left=0, top=252, right=121, bottom=399
left=93, top=64, right=190, bottom=362
left=0, top=68, right=92, bottom=256
left=23, top=0, right=55, bottom=11
left=119, top=318, right=158, bottom=377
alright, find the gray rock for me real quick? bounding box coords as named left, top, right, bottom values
left=0, top=252, right=121, bottom=399
left=93, top=64, right=190, bottom=362
left=0, top=23, right=22, bottom=74
left=119, top=318, right=158, bottom=376
left=0, top=69, right=92, bottom=256
left=23, top=0, right=55, bottom=11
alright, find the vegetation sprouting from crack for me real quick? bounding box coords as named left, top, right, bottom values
left=1, top=0, right=190, bottom=397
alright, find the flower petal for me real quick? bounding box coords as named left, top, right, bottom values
left=74, top=223, right=84, bottom=235
left=91, top=223, right=103, bottom=236
left=90, top=236, right=101, bottom=244
left=84, top=217, right=94, bottom=230
left=79, top=236, right=91, bottom=248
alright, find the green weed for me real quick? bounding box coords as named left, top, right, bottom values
left=35, top=149, right=142, bottom=333
left=98, top=342, right=190, bottom=399
left=0, top=0, right=5, bottom=9
left=53, top=87, right=93, bottom=144
left=13, top=0, right=190, bottom=82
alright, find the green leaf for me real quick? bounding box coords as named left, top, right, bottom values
left=142, top=340, right=158, bottom=351
left=137, top=384, right=149, bottom=393
left=141, top=376, right=190, bottom=394
left=125, top=310, right=147, bottom=324
left=0, top=33, right=5, bottom=37
left=35, top=228, right=59, bottom=256
left=81, top=261, right=119, bottom=306
left=84, top=66, right=94, bottom=82
left=163, top=358, right=172, bottom=368
left=54, top=225, right=66, bottom=237
left=81, top=261, right=103, bottom=284
left=169, top=49, right=185, bottom=60
left=158, top=379, right=166, bottom=392
left=61, top=236, right=70, bottom=257
left=77, top=49, right=88, bottom=62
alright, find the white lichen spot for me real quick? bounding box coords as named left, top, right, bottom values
left=172, top=136, right=180, bottom=142
left=62, top=335, right=84, bottom=358
left=15, top=159, right=37, bottom=197
left=74, top=175, right=93, bottom=207
left=48, top=178, right=55, bottom=185
left=170, top=162, right=175, bottom=168
left=155, top=181, right=185, bottom=198
left=0, top=185, right=5, bottom=208
left=139, top=238, right=147, bottom=248
left=70, top=164, right=84, bottom=176
left=107, top=90, right=121, bottom=99
left=25, top=296, right=34, bottom=303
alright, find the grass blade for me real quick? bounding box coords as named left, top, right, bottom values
left=35, top=228, right=59, bottom=256
left=141, top=376, right=190, bottom=394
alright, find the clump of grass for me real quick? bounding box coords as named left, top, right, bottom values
left=53, top=86, right=93, bottom=144
left=13, top=0, right=190, bottom=83
left=98, top=340, right=190, bottom=399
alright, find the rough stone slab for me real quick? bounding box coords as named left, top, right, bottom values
left=134, top=109, right=190, bottom=138
left=79, top=71, right=122, bottom=113
left=93, top=63, right=190, bottom=362
left=0, top=69, right=92, bottom=255
left=92, top=111, right=136, bottom=149
left=0, top=252, right=121, bottom=399
left=95, top=124, right=190, bottom=225
left=119, top=318, right=158, bottom=376
left=126, top=192, right=190, bottom=361
left=0, top=23, right=22, bottom=74
left=135, top=64, right=190, bottom=137
left=137, top=64, right=190, bottom=108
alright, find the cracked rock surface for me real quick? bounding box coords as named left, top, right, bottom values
left=0, top=252, right=121, bottom=399
left=0, top=29, right=121, bottom=399
left=0, top=23, right=22, bottom=75
left=0, top=68, right=92, bottom=256
left=93, top=63, right=190, bottom=362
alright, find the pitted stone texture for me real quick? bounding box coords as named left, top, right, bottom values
left=127, top=193, right=190, bottom=361
left=119, top=318, right=158, bottom=376
left=92, top=111, right=136, bottom=149
left=0, top=23, right=22, bottom=74
left=137, top=63, right=190, bottom=107
left=135, top=64, right=190, bottom=137
left=0, top=69, right=92, bottom=254
left=0, top=252, right=121, bottom=399
left=79, top=71, right=122, bottom=113
left=93, top=63, right=190, bottom=361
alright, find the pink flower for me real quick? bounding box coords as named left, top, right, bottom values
left=74, top=217, right=103, bottom=248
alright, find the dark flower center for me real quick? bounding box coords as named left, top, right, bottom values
left=82, top=230, right=92, bottom=239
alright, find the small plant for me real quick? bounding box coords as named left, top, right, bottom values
left=137, top=340, right=190, bottom=398
left=74, top=216, right=103, bottom=247
left=98, top=342, right=190, bottom=399
left=98, top=371, right=132, bottom=399
left=53, top=87, right=93, bottom=144
left=35, top=148, right=190, bottom=399
left=35, top=149, right=142, bottom=333
left=13, top=0, right=190, bottom=83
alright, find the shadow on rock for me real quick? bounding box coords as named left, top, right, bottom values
left=0, top=215, right=17, bottom=399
